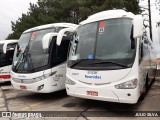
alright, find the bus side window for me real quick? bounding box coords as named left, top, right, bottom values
left=51, top=36, right=71, bottom=67
left=57, top=37, right=70, bottom=63
left=139, top=41, right=143, bottom=63
left=6, top=43, right=17, bottom=65
left=139, top=28, right=148, bottom=63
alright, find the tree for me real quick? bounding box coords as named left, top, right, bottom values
left=139, top=0, right=160, bottom=40
left=7, top=0, right=141, bottom=39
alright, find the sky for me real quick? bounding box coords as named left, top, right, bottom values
left=0, top=0, right=160, bottom=53
left=0, top=0, right=38, bottom=40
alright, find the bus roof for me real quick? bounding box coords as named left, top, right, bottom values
left=80, top=9, right=135, bottom=25
left=23, top=23, right=78, bottom=33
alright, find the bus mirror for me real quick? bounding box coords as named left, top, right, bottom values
left=56, top=28, right=76, bottom=46
left=3, top=48, right=6, bottom=54
left=42, top=33, right=58, bottom=49
left=3, top=44, right=7, bottom=54
left=133, top=15, right=143, bottom=39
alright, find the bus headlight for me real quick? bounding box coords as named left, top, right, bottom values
left=66, top=77, right=76, bottom=85
left=33, top=71, right=57, bottom=82
left=115, top=79, right=138, bottom=89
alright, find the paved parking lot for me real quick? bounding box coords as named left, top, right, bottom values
left=0, top=73, right=160, bottom=120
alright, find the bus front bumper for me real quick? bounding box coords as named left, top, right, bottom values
left=11, top=78, right=64, bottom=93
left=66, top=84, right=139, bottom=104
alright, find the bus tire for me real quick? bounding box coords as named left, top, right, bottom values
left=139, top=74, right=148, bottom=101
left=152, top=69, right=157, bottom=82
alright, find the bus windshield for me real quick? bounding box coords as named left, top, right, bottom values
left=12, top=28, right=56, bottom=73
left=68, top=18, right=136, bottom=70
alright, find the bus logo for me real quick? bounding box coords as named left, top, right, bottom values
left=85, top=75, right=101, bottom=79
left=24, top=62, right=29, bottom=69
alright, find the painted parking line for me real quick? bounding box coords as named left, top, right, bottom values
left=21, top=101, right=46, bottom=111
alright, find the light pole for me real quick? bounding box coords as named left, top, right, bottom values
left=148, top=0, right=153, bottom=40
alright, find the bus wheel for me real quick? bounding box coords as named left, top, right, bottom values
left=153, top=69, right=157, bottom=82
left=139, top=75, right=148, bottom=101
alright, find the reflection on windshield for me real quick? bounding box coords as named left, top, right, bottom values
left=68, top=18, right=136, bottom=70
left=12, top=28, right=55, bottom=73
left=0, top=44, right=16, bottom=67
left=13, top=33, right=31, bottom=68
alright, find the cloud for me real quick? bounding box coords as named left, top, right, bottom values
left=0, top=0, right=37, bottom=40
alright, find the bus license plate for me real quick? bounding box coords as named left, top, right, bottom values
left=87, top=91, right=98, bottom=96
left=20, top=85, right=27, bottom=90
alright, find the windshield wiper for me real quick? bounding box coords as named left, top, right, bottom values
left=25, top=53, right=35, bottom=72
left=69, top=59, right=89, bottom=68
left=89, top=61, right=130, bottom=68
left=14, top=45, right=31, bottom=71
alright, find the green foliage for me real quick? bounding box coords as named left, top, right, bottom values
left=7, top=0, right=141, bottom=39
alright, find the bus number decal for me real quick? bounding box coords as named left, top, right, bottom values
left=31, top=32, right=36, bottom=40
left=72, top=73, right=79, bottom=76
left=99, top=21, right=105, bottom=34
left=87, top=71, right=98, bottom=74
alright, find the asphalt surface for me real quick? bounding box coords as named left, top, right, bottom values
left=0, top=72, right=160, bottom=120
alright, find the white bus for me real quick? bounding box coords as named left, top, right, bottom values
left=11, top=23, right=77, bottom=93
left=0, top=40, right=18, bottom=83
left=65, top=10, right=157, bottom=104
